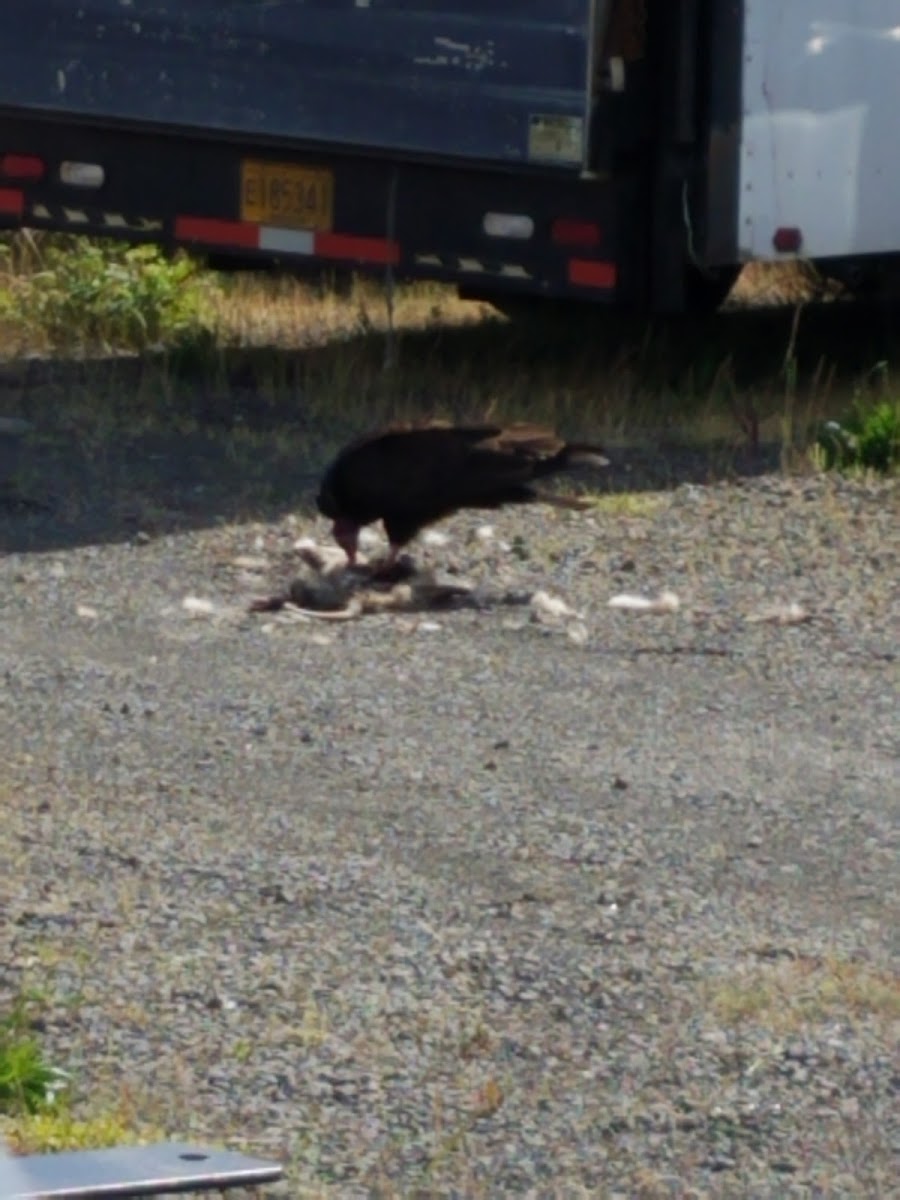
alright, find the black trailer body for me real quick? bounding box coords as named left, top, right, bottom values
left=0, top=2, right=745, bottom=314
left=0, top=1, right=604, bottom=171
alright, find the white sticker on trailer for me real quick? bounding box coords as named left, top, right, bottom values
left=527, top=114, right=584, bottom=165
left=258, top=227, right=315, bottom=255
left=739, top=1, right=900, bottom=260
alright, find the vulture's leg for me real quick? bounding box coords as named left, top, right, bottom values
left=331, top=518, right=360, bottom=565
left=371, top=517, right=421, bottom=579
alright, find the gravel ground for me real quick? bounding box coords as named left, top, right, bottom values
left=1, top=438, right=898, bottom=1198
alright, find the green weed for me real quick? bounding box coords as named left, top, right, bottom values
left=0, top=995, right=70, bottom=1116
left=0, top=232, right=218, bottom=354
left=0, top=993, right=166, bottom=1157
left=816, top=366, right=900, bottom=473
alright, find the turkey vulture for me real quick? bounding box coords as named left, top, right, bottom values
left=316, top=422, right=609, bottom=569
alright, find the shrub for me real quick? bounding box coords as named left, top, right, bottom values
left=0, top=997, right=70, bottom=1116
left=0, top=232, right=218, bottom=353
left=817, top=397, right=900, bottom=474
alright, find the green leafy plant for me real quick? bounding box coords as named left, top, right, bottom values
left=1, top=233, right=218, bottom=353
left=816, top=397, right=900, bottom=473
left=0, top=995, right=160, bottom=1157
left=0, top=997, right=70, bottom=1116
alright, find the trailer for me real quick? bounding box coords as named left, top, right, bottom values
left=0, top=2, right=898, bottom=315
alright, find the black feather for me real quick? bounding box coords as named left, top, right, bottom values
left=317, top=422, right=608, bottom=552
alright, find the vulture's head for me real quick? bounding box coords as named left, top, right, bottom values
left=330, top=517, right=360, bottom=565
left=316, top=480, right=360, bottom=565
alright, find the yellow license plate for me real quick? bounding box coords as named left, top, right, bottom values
left=240, top=160, right=334, bottom=230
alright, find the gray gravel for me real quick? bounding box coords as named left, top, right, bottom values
left=1, top=464, right=898, bottom=1199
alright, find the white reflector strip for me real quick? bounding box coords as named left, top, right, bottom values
left=483, top=212, right=534, bottom=239
left=259, top=227, right=315, bottom=255
left=59, top=161, right=105, bottom=188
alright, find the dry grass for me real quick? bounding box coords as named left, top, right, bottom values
left=210, top=261, right=830, bottom=347
left=210, top=272, right=493, bottom=349
left=709, top=955, right=900, bottom=1033
left=585, top=492, right=666, bottom=517
left=1, top=1102, right=161, bottom=1157
left=194, top=262, right=897, bottom=464
left=726, top=260, right=841, bottom=309
left=1, top=238, right=898, bottom=510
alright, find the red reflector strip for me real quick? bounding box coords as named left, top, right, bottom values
left=568, top=259, right=617, bottom=289
left=0, top=154, right=45, bottom=181
left=0, top=187, right=24, bottom=217
left=174, top=215, right=260, bottom=249
left=316, top=232, right=399, bottom=265
left=175, top=215, right=399, bottom=266
left=552, top=218, right=600, bottom=248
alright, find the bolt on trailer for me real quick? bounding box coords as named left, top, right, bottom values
left=0, top=2, right=898, bottom=315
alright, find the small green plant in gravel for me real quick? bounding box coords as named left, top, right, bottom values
left=0, top=232, right=219, bottom=354
left=0, top=993, right=161, bottom=1157
left=0, top=995, right=70, bottom=1116
left=816, top=366, right=900, bottom=474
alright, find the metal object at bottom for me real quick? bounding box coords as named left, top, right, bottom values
left=0, top=1141, right=283, bottom=1198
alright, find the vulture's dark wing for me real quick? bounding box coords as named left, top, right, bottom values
left=317, top=422, right=588, bottom=541
left=464, top=424, right=569, bottom=478
left=318, top=425, right=506, bottom=520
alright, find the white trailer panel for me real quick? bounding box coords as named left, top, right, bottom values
left=739, top=1, right=900, bottom=261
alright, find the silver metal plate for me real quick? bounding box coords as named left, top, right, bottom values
left=0, top=1141, right=283, bottom=1198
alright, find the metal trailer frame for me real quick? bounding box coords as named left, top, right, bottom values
left=10, top=2, right=865, bottom=313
